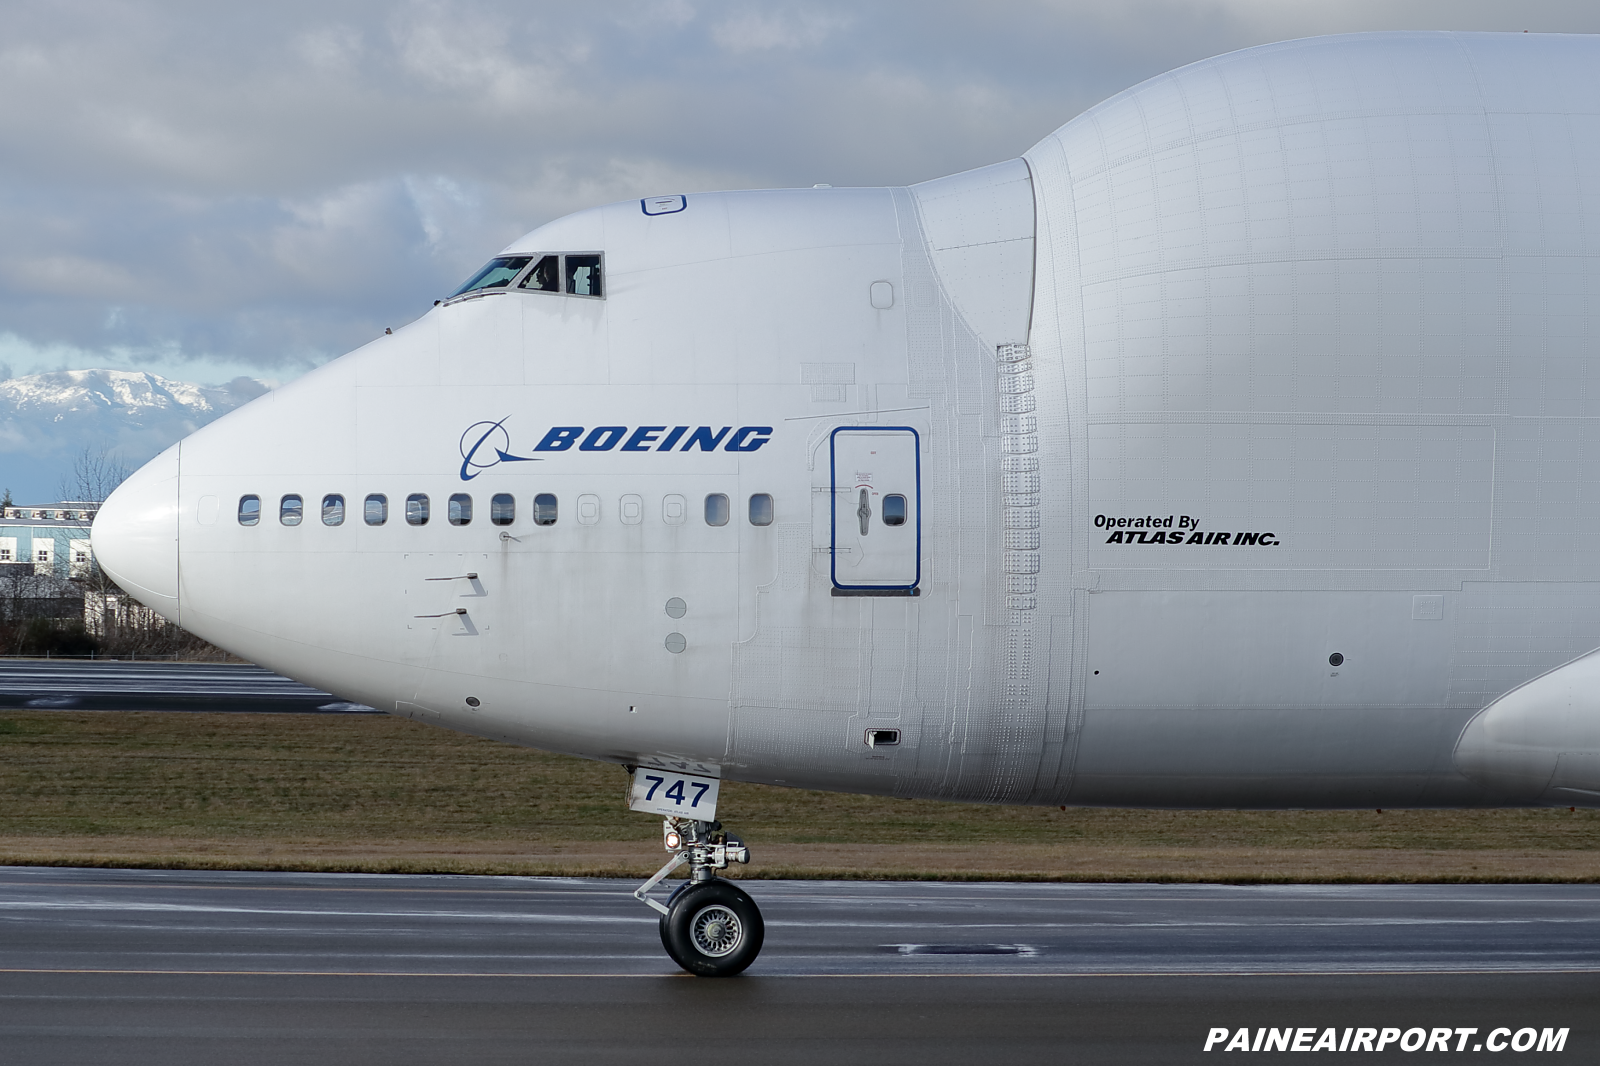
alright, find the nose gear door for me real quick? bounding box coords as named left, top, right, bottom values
left=829, top=427, right=920, bottom=594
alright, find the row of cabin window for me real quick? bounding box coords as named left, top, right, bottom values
left=237, top=492, right=777, bottom=528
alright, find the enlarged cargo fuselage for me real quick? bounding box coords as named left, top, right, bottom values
left=95, top=31, right=1600, bottom=810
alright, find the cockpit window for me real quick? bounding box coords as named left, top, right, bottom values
left=449, top=256, right=532, bottom=298
left=565, top=254, right=603, bottom=297
left=518, top=255, right=560, bottom=293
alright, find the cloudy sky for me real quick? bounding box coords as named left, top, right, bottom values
left=2, top=0, right=1599, bottom=388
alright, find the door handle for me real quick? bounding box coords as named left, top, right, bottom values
left=857, top=489, right=871, bottom=536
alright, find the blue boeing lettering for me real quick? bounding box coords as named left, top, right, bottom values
left=535, top=427, right=583, bottom=452
left=459, top=420, right=776, bottom=479
left=682, top=426, right=731, bottom=451
left=622, top=426, right=666, bottom=451
left=725, top=426, right=772, bottom=452
left=580, top=426, right=627, bottom=451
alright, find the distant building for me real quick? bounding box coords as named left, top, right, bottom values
left=83, top=589, right=166, bottom=638
left=0, top=503, right=96, bottom=579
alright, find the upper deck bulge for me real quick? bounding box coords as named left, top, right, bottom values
left=1022, top=31, right=1600, bottom=423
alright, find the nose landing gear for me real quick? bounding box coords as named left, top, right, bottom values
left=634, top=817, right=763, bottom=976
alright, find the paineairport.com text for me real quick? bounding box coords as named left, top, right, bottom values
left=1204, top=1028, right=1570, bottom=1052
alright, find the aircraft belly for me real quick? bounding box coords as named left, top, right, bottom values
left=1063, top=704, right=1484, bottom=808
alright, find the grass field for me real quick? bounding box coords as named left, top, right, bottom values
left=0, top=710, right=1596, bottom=882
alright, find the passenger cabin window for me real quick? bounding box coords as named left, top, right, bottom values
left=238, top=495, right=260, bottom=526
left=322, top=494, right=345, bottom=526
left=448, top=493, right=472, bottom=526
left=449, top=256, right=532, bottom=298
left=280, top=495, right=303, bottom=526
left=748, top=493, right=774, bottom=526
left=533, top=493, right=558, bottom=526
left=705, top=493, right=730, bottom=527
left=364, top=494, right=388, bottom=526
left=565, top=254, right=603, bottom=297
left=882, top=494, right=908, bottom=527
left=406, top=493, right=430, bottom=526
left=491, top=493, right=515, bottom=525
left=518, top=255, right=560, bottom=293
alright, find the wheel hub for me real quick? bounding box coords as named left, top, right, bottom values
left=691, top=904, right=742, bottom=956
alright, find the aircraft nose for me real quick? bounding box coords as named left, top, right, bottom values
left=92, top=443, right=180, bottom=623
left=1454, top=650, right=1600, bottom=806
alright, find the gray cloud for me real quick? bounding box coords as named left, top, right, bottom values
left=0, top=0, right=1597, bottom=383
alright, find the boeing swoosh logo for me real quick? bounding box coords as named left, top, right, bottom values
left=459, top=419, right=775, bottom=480
left=459, top=418, right=540, bottom=481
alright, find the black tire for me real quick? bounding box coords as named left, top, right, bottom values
left=659, top=880, right=763, bottom=977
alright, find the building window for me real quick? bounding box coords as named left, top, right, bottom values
left=748, top=493, right=774, bottom=526
left=705, top=493, right=729, bottom=527
left=490, top=493, right=515, bottom=525
left=533, top=493, right=558, bottom=526
left=364, top=494, right=388, bottom=526
left=448, top=493, right=472, bottom=526
left=406, top=494, right=430, bottom=526
left=280, top=495, right=303, bottom=526
left=322, top=494, right=345, bottom=526
left=238, top=495, right=261, bottom=526
left=70, top=540, right=91, bottom=579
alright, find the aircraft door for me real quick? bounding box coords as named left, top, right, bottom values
left=830, top=427, right=921, bottom=594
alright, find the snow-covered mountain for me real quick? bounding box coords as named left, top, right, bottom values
left=0, top=369, right=270, bottom=503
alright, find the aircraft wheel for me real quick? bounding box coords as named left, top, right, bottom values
left=659, top=880, right=763, bottom=977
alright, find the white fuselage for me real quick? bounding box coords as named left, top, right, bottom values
left=94, top=31, right=1600, bottom=811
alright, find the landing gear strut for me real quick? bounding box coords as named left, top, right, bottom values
left=634, top=817, right=762, bottom=976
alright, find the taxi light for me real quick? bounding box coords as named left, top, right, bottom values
left=664, top=831, right=682, bottom=850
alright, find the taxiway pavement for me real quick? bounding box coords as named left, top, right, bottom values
left=0, top=867, right=1594, bottom=1063
left=0, top=660, right=372, bottom=713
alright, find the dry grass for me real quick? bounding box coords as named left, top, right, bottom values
left=0, top=710, right=1597, bottom=881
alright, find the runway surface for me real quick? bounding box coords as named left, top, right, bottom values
left=0, top=867, right=1595, bottom=1063
left=0, top=659, right=373, bottom=713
